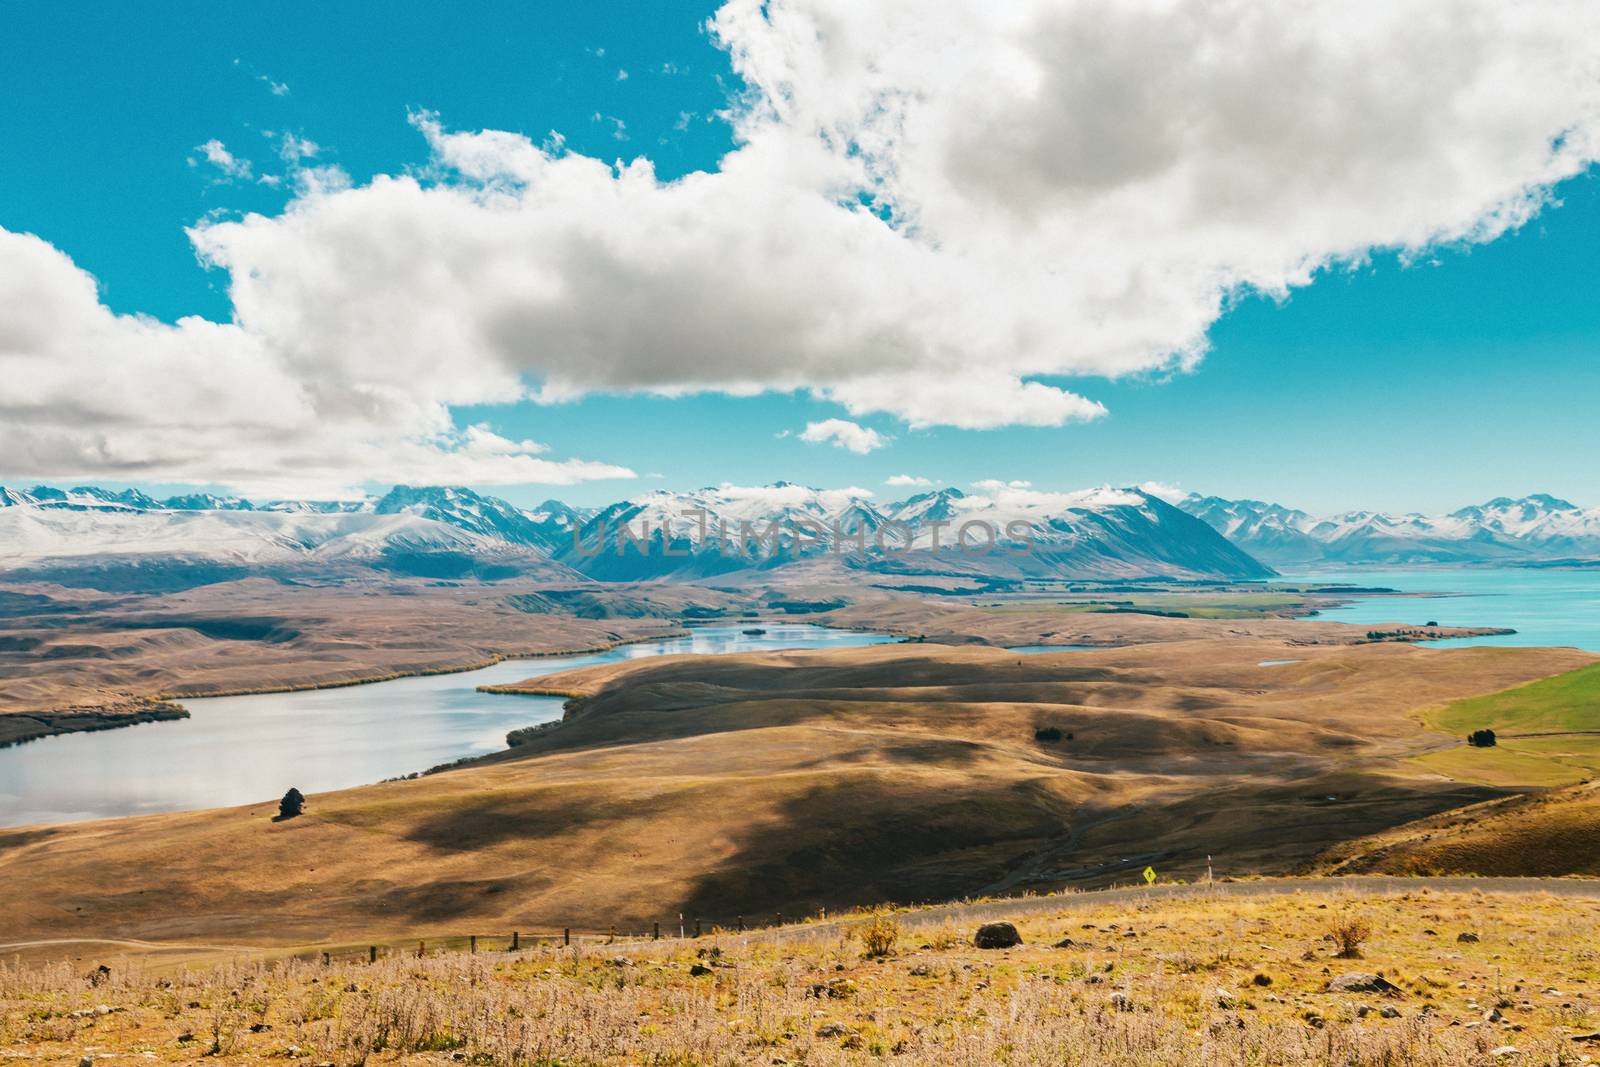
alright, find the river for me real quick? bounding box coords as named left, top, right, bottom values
left=0, top=623, right=896, bottom=828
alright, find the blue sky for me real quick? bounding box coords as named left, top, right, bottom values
left=4, top=1, right=1598, bottom=513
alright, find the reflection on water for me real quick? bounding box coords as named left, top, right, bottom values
left=0, top=624, right=894, bottom=828
left=1289, top=568, right=1600, bottom=651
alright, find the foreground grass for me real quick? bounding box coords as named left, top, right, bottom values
left=8, top=888, right=1600, bottom=1065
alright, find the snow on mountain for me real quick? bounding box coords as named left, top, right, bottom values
left=259, top=498, right=374, bottom=514
left=0, top=506, right=522, bottom=566
left=1179, top=493, right=1600, bottom=565
left=0, top=480, right=1278, bottom=582
left=558, top=483, right=1270, bottom=581
left=372, top=485, right=577, bottom=552
left=164, top=493, right=255, bottom=511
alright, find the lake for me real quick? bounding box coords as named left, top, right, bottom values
left=0, top=623, right=896, bottom=828
left=1291, top=567, right=1600, bottom=651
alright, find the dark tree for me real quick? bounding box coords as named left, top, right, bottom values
left=1034, top=726, right=1063, bottom=742
left=277, top=787, right=305, bottom=819
left=1467, top=729, right=1498, bottom=748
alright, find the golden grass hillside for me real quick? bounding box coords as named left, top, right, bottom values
left=1318, top=779, right=1600, bottom=877
left=8, top=886, right=1600, bottom=1065
left=1, top=639, right=1588, bottom=955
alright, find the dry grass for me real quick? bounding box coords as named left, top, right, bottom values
left=1319, top=779, right=1600, bottom=878
left=4, top=639, right=1591, bottom=953
left=7, top=889, right=1600, bottom=1065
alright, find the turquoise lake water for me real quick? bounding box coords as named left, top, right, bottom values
left=0, top=624, right=895, bottom=828
left=1288, top=568, right=1600, bottom=651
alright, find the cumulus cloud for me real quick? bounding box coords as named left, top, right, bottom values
left=8, top=0, right=1600, bottom=489
left=798, top=418, right=889, bottom=453
left=0, top=228, right=633, bottom=495
left=885, top=474, right=932, bottom=487
left=973, top=479, right=1033, bottom=492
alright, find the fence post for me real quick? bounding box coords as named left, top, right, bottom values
left=564, top=928, right=571, bottom=947
left=418, top=940, right=425, bottom=958
left=470, top=935, right=477, bottom=954
left=608, top=924, right=615, bottom=944
left=694, top=918, right=702, bottom=938
left=653, top=921, right=660, bottom=941
left=737, top=915, right=744, bottom=932
left=322, top=951, right=330, bottom=966
left=775, top=911, right=782, bottom=927
left=369, top=945, right=377, bottom=964
left=511, top=931, right=520, bottom=951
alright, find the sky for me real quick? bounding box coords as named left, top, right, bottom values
left=3, top=0, right=1600, bottom=514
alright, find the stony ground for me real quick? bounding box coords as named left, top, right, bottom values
left=7, top=885, right=1600, bottom=1065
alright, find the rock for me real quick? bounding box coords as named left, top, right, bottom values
left=1380, top=1006, right=1402, bottom=1018
left=816, top=1022, right=857, bottom=1039
left=1570, top=1032, right=1600, bottom=1043
left=1053, top=937, right=1076, bottom=948
left=1487, top=1008, right=1506, bottom=1022
left=688, top=963, right=713, bottom=977
left=249, top=1022, right=272, bottom=1032
left=974, top=921, right=1023, bottom=949
left=1252, top=973, right=1273, bottom=987
left=808, top=978, right=857, bottom=999
left=1458, top=932, right=1481, bottom=943
left=1326, top=973, right=1402, bottom=995
left=1108, top=991, right=1133, bottom=1012
left=606, top=955, right=633, bottom=967
left=1489, top=1046, right=1520, bottom=1059
left=909, top=963, right=933, bottom=977
left=79, top=1057, right=94, bottom=1067
left=1213, top=988, right=1235, bottom=1009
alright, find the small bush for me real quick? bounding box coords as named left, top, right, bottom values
left=858, top=912, right=902, bottom=958
left=1328, top=916, right=1373, bottom=959
left=1034, top=727, right=1063, bottom=742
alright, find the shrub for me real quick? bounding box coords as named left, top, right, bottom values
left=1467, top=729, right=1497, bottom=747
left=858, top=912, right=902, bottom=958
left=1034, top=726, right=1063, bottom=742
left=1328, top=916, right=1373, bottom=959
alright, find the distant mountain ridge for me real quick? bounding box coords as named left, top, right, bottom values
left=1178, top=492, right=1600, bottom=565
left=0, top=481, right=1270, bottom=583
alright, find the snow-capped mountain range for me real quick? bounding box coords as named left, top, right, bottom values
left=0, top=481, right=1268, bottom=583
left=1177, top=493, right=1600, bottom=566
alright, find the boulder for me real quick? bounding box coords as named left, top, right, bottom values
left=974, top=921, right=1023, bottom=949
left=1326, top=972, right=1402, bottom=995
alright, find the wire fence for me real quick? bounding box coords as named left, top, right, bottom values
left=289, top=912, right=827, bottom=966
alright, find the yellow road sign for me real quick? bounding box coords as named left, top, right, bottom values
left=1142, top=866, right=1156, bottom=884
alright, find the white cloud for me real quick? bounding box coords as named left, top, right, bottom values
left=797, top=418, right=889, bottom=453
left=0, top=229, right=634, bottom=496
left=278, top=133, right=320, bottom=162
left=885, top=474, right=932, bottom=487
left=191, top=139, right=252, bottom=181
left=9, top=0, right=1600, bottom=489
left=1137, top=480, right=1186, bottom=503
left=973, top=479, right=1033, bottom=492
